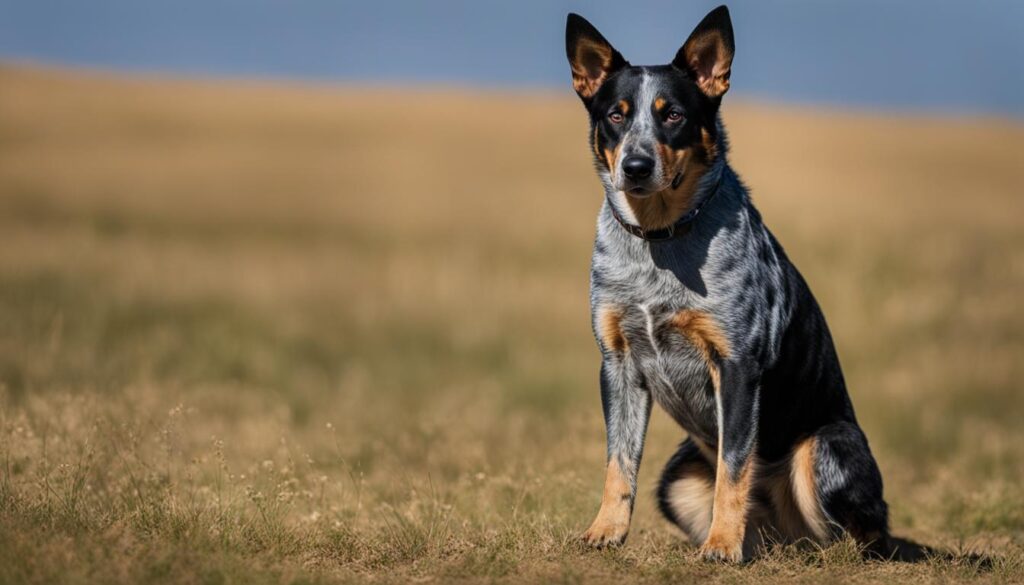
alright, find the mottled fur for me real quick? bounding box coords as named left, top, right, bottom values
left=568, top=6, right=889, bottom=562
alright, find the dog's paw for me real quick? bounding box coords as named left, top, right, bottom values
left=581, top=518, right=629, bottom=548
left=698, top=536, right=744, bottom=563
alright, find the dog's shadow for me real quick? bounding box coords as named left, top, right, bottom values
left=647, top=187, right=744, bottom=299
left=740, top=534, right=998, bottom=569
left=875, top=535, right=995, bottom=569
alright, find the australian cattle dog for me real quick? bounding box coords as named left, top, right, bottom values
left=566, top=5, right=890, bottom=562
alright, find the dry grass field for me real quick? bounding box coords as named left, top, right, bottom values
left=1, top=64, right=1023, bottom=584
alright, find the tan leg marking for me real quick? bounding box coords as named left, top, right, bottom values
left=582, top=458, right=633, bottom=547
left=596, top=305, right=628, bottom=354
left=790, top=437, right=830, bottom=541
left=700, top=454, right=754, bottom=562
left=672, top=308, right=745, bottom=559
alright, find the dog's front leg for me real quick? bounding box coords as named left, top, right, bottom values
left=582, top=360, right=651, bottom=547
left=699, top=360, right=759, bottom=563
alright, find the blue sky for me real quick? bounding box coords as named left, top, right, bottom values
left=2, top=0, right=1022, bottom=116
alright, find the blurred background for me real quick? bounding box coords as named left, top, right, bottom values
left=1, top=2, right=1022, bottom=583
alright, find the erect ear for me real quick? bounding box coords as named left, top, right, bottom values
left=566, top=13, right=629, bottom=103
left=673, top=5, right=734, bottom=99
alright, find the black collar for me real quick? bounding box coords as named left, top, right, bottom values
left=606, top=172, right=722, bottom=242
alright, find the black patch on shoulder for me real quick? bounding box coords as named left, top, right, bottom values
left=742, top=272, right=755, bottom=289
left=720, top=254, right=738, bottom=273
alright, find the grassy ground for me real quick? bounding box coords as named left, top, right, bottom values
left=1, top=64, right=1023, bottom=584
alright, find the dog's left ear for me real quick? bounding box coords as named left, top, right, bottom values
left=566, top=13, right=629, bottom=103
left=673, top=5, right=734, bottom=99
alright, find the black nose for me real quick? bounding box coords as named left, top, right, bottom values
left=621, top=155, right=654, bottom=180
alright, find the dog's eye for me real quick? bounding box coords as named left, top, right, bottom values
left=608, top=111, right=624, bottom=124
left=666, top=110, right=685, bottom=123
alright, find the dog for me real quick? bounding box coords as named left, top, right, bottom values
left=565, top=6, right=890, bottom=562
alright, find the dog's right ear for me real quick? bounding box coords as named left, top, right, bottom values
left=673, top=5, right=734, bottom=99
left=566, top=13, right=628, bottom=103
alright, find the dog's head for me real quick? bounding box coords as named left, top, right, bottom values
left=566, top=6, right=733, bottom=212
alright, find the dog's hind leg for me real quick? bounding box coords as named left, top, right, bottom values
left=657, top=437, right=716, bottom=545
left=788, top=421, right=891, bottom=556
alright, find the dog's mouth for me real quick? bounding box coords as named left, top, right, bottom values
left=621, top=170, right=685, bottom=197
left=622, top=180, right=671, bottom=198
